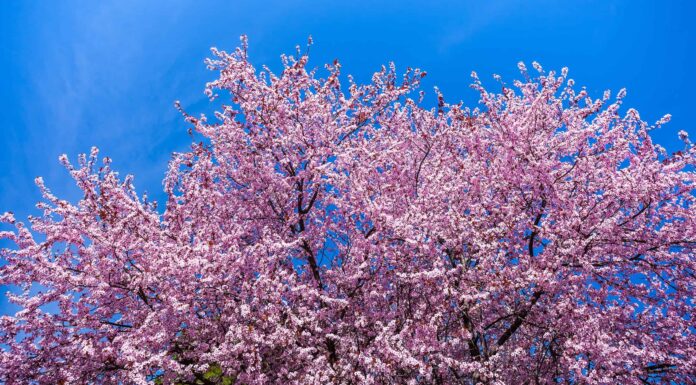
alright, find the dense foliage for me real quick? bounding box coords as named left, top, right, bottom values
left=1, top=37, right=694, bottom=384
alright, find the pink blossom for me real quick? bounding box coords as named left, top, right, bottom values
left=1, top=37, right=695, bottom=384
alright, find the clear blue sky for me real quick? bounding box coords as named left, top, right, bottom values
left=1, top=0, right=694, bottom=314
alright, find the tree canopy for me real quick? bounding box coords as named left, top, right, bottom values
left=1, top=37, right=694, bottom=384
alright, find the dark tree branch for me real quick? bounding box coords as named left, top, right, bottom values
left=302, top=239, right=323, bottom=290
left=496, top=290, right=543, bottom=348
left=529, top=199, right=547, bottom=258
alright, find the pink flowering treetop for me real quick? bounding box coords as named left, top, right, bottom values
left=1, top=37, right=695, bottom=385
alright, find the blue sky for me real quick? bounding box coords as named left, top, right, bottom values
left=0, top=0, right=694, bottom=314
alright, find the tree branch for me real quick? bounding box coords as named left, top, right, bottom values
left=496, top=290, right=543, bottom=348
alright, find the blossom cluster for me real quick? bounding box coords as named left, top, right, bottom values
left=1, top=37, right=694, bottom=384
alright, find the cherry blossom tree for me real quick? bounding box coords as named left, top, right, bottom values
left=1, top=36, right=694, bottom=384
